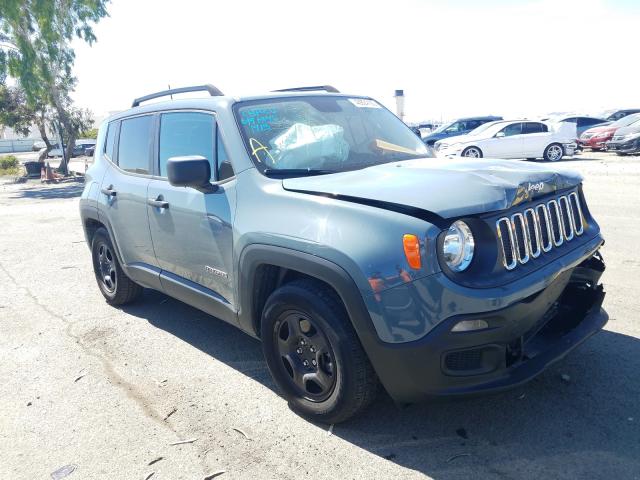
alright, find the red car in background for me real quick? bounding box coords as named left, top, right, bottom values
left=579, top=113, right=640, bottom=150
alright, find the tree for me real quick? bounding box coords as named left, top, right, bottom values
left=0, top=0, right=108, bottom=172
left=0, top=84, right=55, bottom=160
left=80, top=127, right=99, bottom=139
left=0, top=84, right=33, bottom=136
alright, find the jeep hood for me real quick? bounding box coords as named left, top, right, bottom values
left=282, top=158, right=583, bottom=221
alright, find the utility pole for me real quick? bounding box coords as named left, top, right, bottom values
left=394, top=90, right=405, bottom=121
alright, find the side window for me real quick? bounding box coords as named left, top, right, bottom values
left=216, top=130, right=235, bottom=181
left=579, top=117, right=603, bottom=128
left=466, top=120, right=481, bottom=130
left=159, top=112, right=215, bottom=178
left=118, top=116, right=153, bottom=174
left=104, top=121, right=117, bottom=160
left=522, top=122, right=543, bottom=134
left=500, top=123, right=522, bottom=136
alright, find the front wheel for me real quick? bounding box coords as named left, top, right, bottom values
left=461, top=146, right=483, bottom=158
left=543, top=143, right=564, bottom=162
left=261, top=279, right=378, bottom=424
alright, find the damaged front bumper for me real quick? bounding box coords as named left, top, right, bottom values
left=361, top=251, right=607, bottom=403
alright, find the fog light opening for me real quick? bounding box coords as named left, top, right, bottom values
left=451, top=319, right=489, bottom=333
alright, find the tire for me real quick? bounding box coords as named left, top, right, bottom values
left=261, top=279, right=378, bottom=423
left=91, top=227, right=143, bottom=305
left=543, top=143, right=564, bottom=162
left=461, top=146, right=483, bottom=158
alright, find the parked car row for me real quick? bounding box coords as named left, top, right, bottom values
left=425, top=108, right=640, bottom=161
left=579, top=113, right=640, bottom=155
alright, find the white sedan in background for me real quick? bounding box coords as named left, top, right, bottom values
left=434, top=120, right=576, bottom=162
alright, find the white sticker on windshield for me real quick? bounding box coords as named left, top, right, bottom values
left=348, top=98, right=381, bottom=108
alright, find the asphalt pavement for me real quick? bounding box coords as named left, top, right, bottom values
left=0, top=151, right=639, bottom=479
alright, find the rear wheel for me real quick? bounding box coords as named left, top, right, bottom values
left=543, top=143, right=564, bottom=162
left=461, top=146, right=483, bottom=158
left=91, top=228, right=142, bottom=305
left=261, top=279, right=378, bottom=423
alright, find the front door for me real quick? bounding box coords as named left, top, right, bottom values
left=146, top=111, right=237, bottom=307
left=485, top=122, right=524, bottom=158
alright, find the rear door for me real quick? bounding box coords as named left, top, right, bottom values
left=521, top=122, right=550, bottom=157
left=146, top=110, right=237, bottom=308
left=97, top=115, right=158, bottom=288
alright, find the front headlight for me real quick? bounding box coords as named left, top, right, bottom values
left=442, top=220, right=475, bottom=272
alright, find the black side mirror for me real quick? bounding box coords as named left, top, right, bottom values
left=167, top=155, right=217, bottom=193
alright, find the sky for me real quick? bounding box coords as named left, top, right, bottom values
left=72, top=0, right=640, bottom=123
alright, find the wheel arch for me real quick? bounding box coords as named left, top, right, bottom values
left=237, top=245, right=371, bottom=337
left=80, top=205, right=127, bottom=269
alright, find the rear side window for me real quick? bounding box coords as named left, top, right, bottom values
left=118, top=116, right=153, bottom=174
left=104, top=122, right=117, bottom=159
left=159, top=112, right=215, bottom=178
left=522, top=122, right=547, bottom=134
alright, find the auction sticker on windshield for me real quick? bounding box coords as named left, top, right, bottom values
left=348, top=98, right=381, bottom=108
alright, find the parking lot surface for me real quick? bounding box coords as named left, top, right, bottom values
left=1, top=152, right=639, bottom=479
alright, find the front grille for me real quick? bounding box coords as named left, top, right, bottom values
left=496, top=192, right=585, bottom=270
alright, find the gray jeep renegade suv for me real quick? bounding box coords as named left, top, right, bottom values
left=80, top=84, right=607, bottom=423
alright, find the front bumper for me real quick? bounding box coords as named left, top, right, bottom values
left=363, top=252, right=607, bottom=403
left=579, top=136, right=611, bottom=149
left=606, top=138, right=640, bottom=153
left=563, top=142, right=577, bottom=156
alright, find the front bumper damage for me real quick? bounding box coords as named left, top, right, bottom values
left=362, top=251, right=607, bottom=403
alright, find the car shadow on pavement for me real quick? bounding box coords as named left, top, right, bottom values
left=123, top=290, right=640, bottom=479
left=9, top=182, right=84, bottom=200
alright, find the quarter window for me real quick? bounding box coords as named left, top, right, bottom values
left=118, top=115, right=153, bottom=174
left=216, top=130, right=234, bottom=181
left=159, top=112, right=215, bottom=178
left=104, top=121, right=117, bottom=159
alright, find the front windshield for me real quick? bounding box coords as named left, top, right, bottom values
left=431, top=121, right=452, bottom=134
left=235, top=96, right=432, bottom=174
left=467, top=121, right=499, bottom=136
left=612, top=113, right=640, bottom=128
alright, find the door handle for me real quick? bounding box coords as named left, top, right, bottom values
left=101, top=186, right=117, bottom=197
left=147, top=196, right=169, bottom=209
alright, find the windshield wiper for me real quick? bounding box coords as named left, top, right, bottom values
left=263, top=168, right=336, bottom=177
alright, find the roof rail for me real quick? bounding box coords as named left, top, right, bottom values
left=131, top=84, right=224, bottom=108
left=273, top=85, right=340, bottom=93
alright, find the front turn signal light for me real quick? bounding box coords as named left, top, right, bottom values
left=403, top=234, right=422, bottom=270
